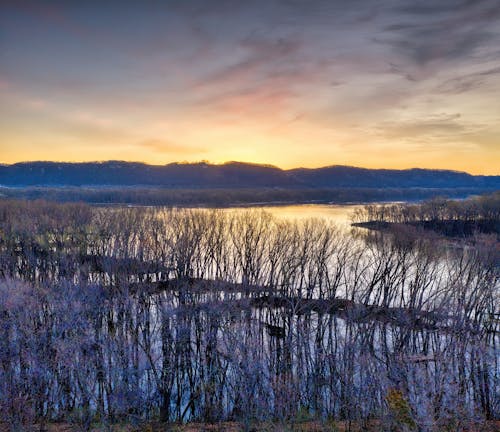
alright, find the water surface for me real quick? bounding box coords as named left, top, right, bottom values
left=222, top=203, right=362, bottom=226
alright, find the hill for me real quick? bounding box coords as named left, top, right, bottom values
left=288, top=165, right=498, bottom=188
left=0, top=161, right=498, bottom=189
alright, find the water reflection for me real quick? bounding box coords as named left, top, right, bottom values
left=222, top=204, right=363, bottom=226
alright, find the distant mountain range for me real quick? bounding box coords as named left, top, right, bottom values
left=0, top=161, right=498, bottom=189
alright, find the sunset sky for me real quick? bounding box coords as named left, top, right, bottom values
left=1, top=0, right=499, bottom=174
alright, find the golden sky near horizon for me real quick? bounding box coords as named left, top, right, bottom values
left=1, top=1, right=499, bottom=174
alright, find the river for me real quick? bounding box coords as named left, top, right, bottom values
left=226, top=203, right=361, bottom=224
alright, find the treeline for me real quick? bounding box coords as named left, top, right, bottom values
left=0, top=186, right=492, bottom=207
left=0, top=200, right=498, bottom=430
left=352, top=192, right=500, bottom=237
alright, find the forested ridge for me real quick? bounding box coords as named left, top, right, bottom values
left=1, top=161, right=498, bottom=189
left=0, top=199, right=498, bottom=431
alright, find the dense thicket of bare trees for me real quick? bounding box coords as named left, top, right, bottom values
left=352, top=192, right=500, bottom=237
left=0, top=200, right=498, bottom=431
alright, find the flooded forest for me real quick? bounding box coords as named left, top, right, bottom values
left=0, top=198, right=498, bottom=431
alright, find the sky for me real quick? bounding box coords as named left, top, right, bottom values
left=0, top=0, right=499, bottom=174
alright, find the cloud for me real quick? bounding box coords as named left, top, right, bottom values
left=466, top=127, right=500, bottom=151
left=138, top=139, right=205, bottom=155
left=379, top=0, right=500, bottom=68
left=55, top=118, right=132, bottom=143
left=435, top=66, right=500, bottom=94
left=191, top=36, right=304, bottom=91
left=375, top=113, right=484, bottom=141
left=183, top=36, right=314, bottom=118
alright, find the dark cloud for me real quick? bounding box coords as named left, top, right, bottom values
left=380, top=0, right=500, bottom=67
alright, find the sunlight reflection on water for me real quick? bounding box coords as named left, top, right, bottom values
left=222, top=204, right=362, bottom=226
